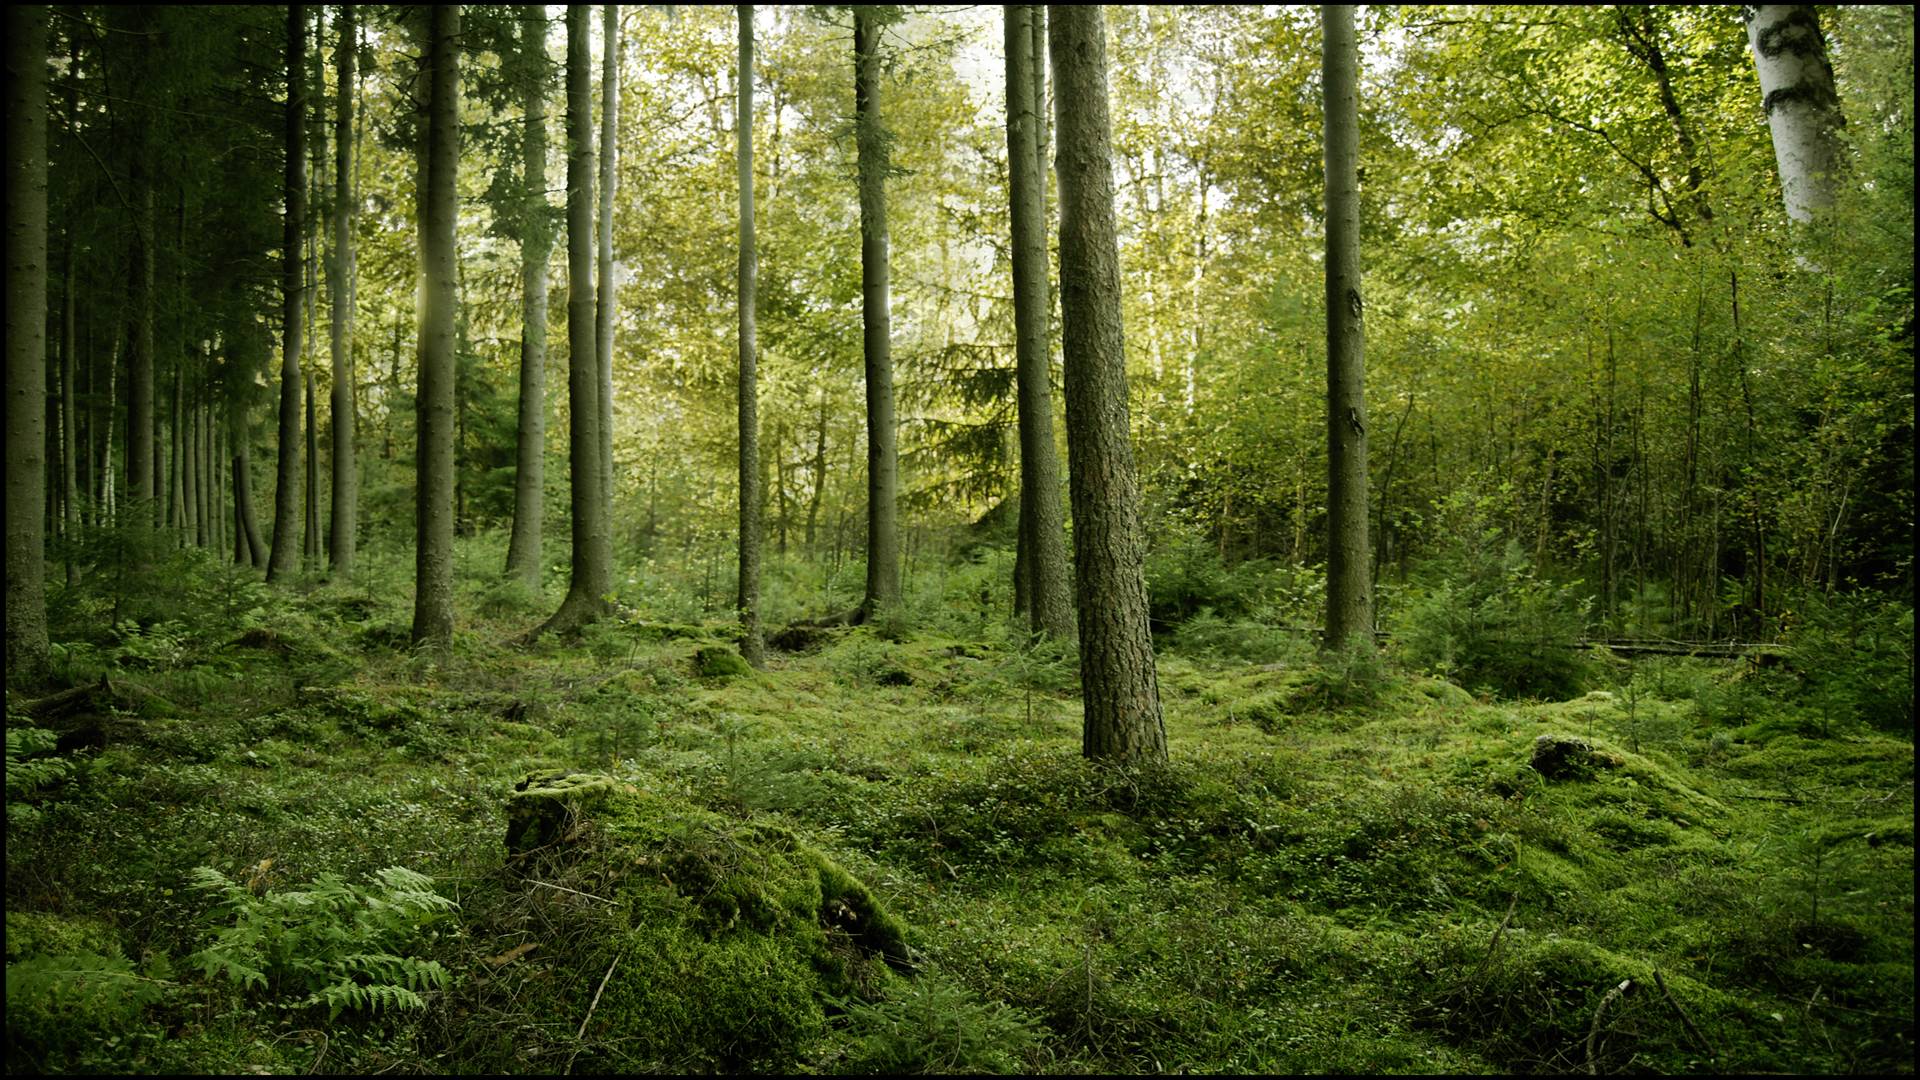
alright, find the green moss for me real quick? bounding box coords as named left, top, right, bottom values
left=4, top=911, right=121, bottom=962
left=693, top=645, right=755, bottom=679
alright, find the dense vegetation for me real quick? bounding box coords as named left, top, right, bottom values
left=5, top=3, right=1913, bottom=1075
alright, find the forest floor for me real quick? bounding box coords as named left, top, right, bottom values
left=5, top=537, right=1914, bottom=1075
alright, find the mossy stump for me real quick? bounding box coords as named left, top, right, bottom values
left=693, top=645, right=754, bottom=679
left=505, top=771, right=620, bottom=854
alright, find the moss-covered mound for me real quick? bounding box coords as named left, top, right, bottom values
left=496, top=772, right=911, bottom=1072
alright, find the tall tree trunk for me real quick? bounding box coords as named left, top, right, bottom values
left=171, top=365, right=187, bottom=539
left=60, top=220, right=77, bottom=546
left=1321, top=4, right=1372, bottom=651
left=126, top=92, right=156, bottom=522
left=1050, top=5, right=1165, bottom=763
left=535, top=4, right=612, bottom=639
left=329, top=2, right=358, bottom=575
left=505, top=5, right=552, bottom=589
left=596, top=3, right=619, bottom=517
left=736, top=4, right=765, bottom=667
left=268, top=3, right=307, bottom=581
left=6, top=4, right=50, bottom=686
left=855, top=8, right=899, bottom=619
left=805, top=390, right=828, bottom=551
left=412, top=3, right=460, bottom=650
left=1006, top=3, right=1074, bottom=641
left=228, top=329, right=268, bottom=569
left=1744, top=6, right=1845, bottom=224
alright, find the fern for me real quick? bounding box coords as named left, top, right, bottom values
left=7, top=725, right=74, bottom=829
left=185, top=864, right=457, bottom=1018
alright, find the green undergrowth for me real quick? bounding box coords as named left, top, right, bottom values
left=5, top=534, right=1912, bottom=1074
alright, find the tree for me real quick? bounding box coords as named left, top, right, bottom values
left=267, top=3, right=307, bottom=583
left=1321, top=3, right=1371, bottom=651
left=6, top=4, right=50, bottom=686
left=855, top=6, right=900, bottom=620
left=328, top=3, right=358, bottom=575
left=505, top=6, right=554, bottom=590
left=596, top=4, right=620, bottom=516
left=123, top=8, right=158, bottom=523
left=1005, top=3, right=1074, bottom=641
left=411, top=4, right=460, bottom=650
left=1051, top=5, right=1166, bottom=763
left=534, top=4, right=612, bottom=640
left=1745, top=5, right=1846, bottom=224
left=737, top=4, right=766, bottom=667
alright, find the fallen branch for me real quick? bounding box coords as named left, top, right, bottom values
left=1586, top=979, right=1633, bottom=1075
left=564, top=955, right=621, bottom=1076
left=1467, top=894, right=1519, bottom=989
left=528, top=880, right=616, bottom=905
left=1653, top=969, right=1716, bottom=1064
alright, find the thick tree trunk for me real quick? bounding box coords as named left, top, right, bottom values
left=268, top=3, right=307, bottom=582
left=1050, top=5, right=1166, bottom=764
left=411, top=4, right=460, bottom=650
left=505, top=6, right=552, bottom=589
left=736, top=4, right=765, bottom=667
left=596, top=4, right=619, bottom=517
left=535, top=5, right=612, bottom=640
left=1006, top=3, right=1074, bottom=641
left=855, top=8, right=900, bottom=619
left=1744, top=5, right=1845, bottom=224
left=6, top=4, right=50, bottom=685
left=329, top=3, right=358, bottom=575
left=1322, top=4, right=1373, bottom=651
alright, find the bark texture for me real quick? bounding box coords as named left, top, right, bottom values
left=1005, top=3, right=1074, bottom=641
left=411, top=3, right=460, bottom=649
left=267, top=3, right=307, bottom=582
left=1744, top=5, right=1845, bottom=223
left=6, top=4, right=50, bottom=685
left=535, top=5, right=612, bottom=640
left=736, top=4, right=765, bottom=667
left=855, top=8, right=900, bottom=618
left=595, top=4, right=619, bottom=514
left=1050, top=6, right=1166, bottom=764
left=328, top=3, right=357, bottom=575
left=1322, top=4, right=1373, bottom=650
left=506, top=6, right=552, bottom=589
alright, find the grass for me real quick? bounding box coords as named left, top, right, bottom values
left=5, top=531, right=1913, bottom=1074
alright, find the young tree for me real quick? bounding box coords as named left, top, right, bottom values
left=596, top=4, right=620, bottom=513
left=505, top=6, right=554, bottom=590
left=6, top=4, right=50, bottom=686
left=411, top=3, right=460, bottom=649
left=737, top=4, right=765, bottom=666
left=1745, top=5, right=1846, bottom=223
left=534, top=4, right=612, bottom=640
left=1005, top=3, right=1074, bottom=641
left=855, top=6, right=900, bottom=620
left=267, top=3, right=307, bottom=582
left=1322, top=3, right=1372, bottom=651
left=1051, top=5, right=1166, bottom=763
left=328, top=3, right=357, bottom=575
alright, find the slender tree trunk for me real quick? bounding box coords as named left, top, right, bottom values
left=268, top=4, right=307, bottom=581
left=1744, top=5, right=1845, bottom=224
left=1006, top=3, right=1074, bottom=641
left=535, top=5, right=612, bottom=639
left=1051, top=5, right=1165, bottom=763
left=1321, top=4, right=1372, bottom=651
left=855, top=8, right=900, bottom=619
left=505, top=5, right=552, bottom=589
left=329, top=2, right=358, bottom=575
left=127, top=129, right=156, bottom=520
left=412, top=4, right=460, bottom=650
left=6, top=4, right=50, bottom=685
left=736, top=4, right=765, bottom=666
left=60, top=223, right=77, bottom=546
left=805, top=391, right=828, bottom=551
left=171, top=365, right=187, bottom=540
left=229, top=331, right=268, bottom=569
left=596, top=3, right=619, bottom=516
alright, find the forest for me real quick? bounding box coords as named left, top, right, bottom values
left=3, top=2, right=1913, bottom=1074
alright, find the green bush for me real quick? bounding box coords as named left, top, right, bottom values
left=1781, top=592, right=1914, bottom=732
left=830, top=974, right=1043, bottom=1074
left=1144, top=531, right=1268, bottom=630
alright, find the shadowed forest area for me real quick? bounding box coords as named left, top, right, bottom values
left=4, top=3, right=1913, bottom=1074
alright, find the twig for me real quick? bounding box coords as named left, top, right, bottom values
left=1467, top=894, right=1519, bottom=989
left=1587, top=979, right=1633, bottom=1075
left=564, top=955, right=621, bottom=1075
left=1653, top=969, right=1716, bottom=1064
left=528, top=880, right=616, bottom=904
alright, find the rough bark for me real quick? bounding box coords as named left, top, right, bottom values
left=533, top=5, right=612, bottom=640
left=1322, top=4, right=1373, bottom=651
left=267, top=3, right=307, bottom=582
left=505, top=6, right=552, bottom=589
left=855, top=8, right=900, bottom=619
left=1050, top=5, right=1166, bottom=764
left=411, top=3, right=460, bottom=650
left=595, top=3, right=619, bottom=515
left=228, top=329, right=268, bottom=569
left=329, top=2, right=357, bottom=575
left=1006, top=3, right=1074, bottom=641
left=736, top=4, right=765, bottom=667
left=6, top=4, right=50, bottom=686
left=1744, top=5, right=1845, bottom=224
